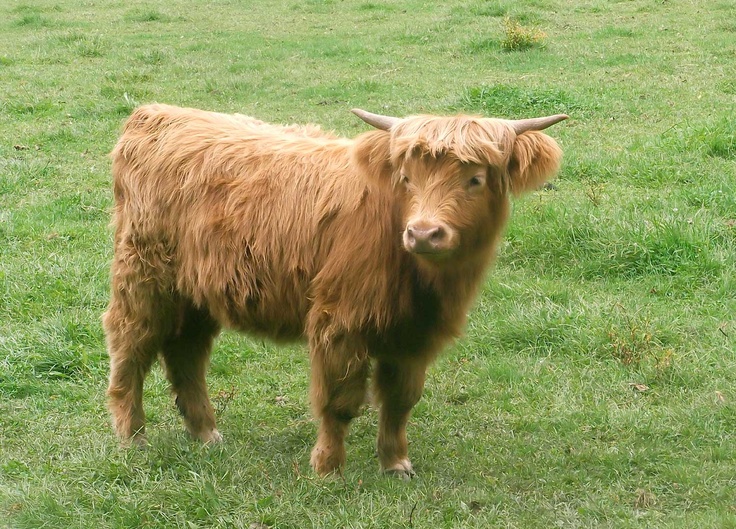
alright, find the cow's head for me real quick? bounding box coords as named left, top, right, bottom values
left=352, top=108, right=566, bottom=264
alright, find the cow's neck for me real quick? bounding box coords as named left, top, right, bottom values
left=410, top=248, right=495, bottom=334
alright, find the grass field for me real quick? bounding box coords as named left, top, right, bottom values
left=1, top=0, right=735, bottom=527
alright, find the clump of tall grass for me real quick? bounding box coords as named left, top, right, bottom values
left=500, top=17, right=546, bottom=51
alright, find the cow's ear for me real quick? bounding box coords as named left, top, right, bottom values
left=507, top=131, right=563, bottom=196
left=352, top=130, right=394, bottom=185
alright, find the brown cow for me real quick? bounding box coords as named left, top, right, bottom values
left=103, top=104, right=565, bottom=479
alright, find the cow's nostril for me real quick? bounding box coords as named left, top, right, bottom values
left=428, top=226, right=444, bottom=243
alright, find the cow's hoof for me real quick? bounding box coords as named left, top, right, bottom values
left=382, top=458, right=416, bottom=481
left=196, top=428, right=223, bottom=445
left=310, top=446, right=344, bottom=477
left=118, top=427, right=149, bottom=448
left=121, top=434, right=148, bottom=449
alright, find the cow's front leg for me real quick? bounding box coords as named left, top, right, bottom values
left=309, top=334, right=370, bottom=477
left=373, top=358, right=428, bottom=480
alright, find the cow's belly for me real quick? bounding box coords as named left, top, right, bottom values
left=201, top=270, right=310, bottom=343
left=226, top=303, right=307, bottom=342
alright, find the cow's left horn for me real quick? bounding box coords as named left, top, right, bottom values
left=507, top=114, right=569, bottom=135
left=351, top=108, right=402, bottom=131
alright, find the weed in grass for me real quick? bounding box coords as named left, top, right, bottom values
left=606, top=309, right=675, bottom=375
left=584, top=182, right=605, bottom=207
left=500, top=17, right=546, bottom=51
left=213, top=386, right=238, bottom=416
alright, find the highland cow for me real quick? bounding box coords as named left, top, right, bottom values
left=103, top=104, right=566, bottom=479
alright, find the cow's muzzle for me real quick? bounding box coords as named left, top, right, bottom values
left=403, top=220, right=456, bottom=256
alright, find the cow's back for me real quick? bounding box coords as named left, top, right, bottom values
left=110, top=104, right=366, bottom=340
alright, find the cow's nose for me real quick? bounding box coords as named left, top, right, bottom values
left=405, top=223, right=449, bottom=254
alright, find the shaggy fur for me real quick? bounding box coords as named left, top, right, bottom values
left=103, top=104, right=563, bottom=478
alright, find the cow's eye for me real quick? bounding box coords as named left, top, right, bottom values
left=467, top=175, right=485, bottom=189
left=400, top=173, right=410, bottom=185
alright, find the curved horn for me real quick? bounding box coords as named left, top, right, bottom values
left=507, top=114, right=569, bottom=135
left=351, top=108, right=402, bottom=131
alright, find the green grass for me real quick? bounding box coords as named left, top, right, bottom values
left=1, top=0, right=735, bottom=527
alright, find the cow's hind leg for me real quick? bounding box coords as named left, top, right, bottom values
left=160, top=303, right=222, bottom=444
left=373, top=358, right=429, bottom=480
left=104, top=233, right=180, bottom=445
left=103, top=293, right=168, bottom=446
left=309, top=334, right=370, bottom=476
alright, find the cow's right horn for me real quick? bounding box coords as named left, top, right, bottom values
left=351, top=109, right=402, bottom=131
left=507, top=114, right=569, bottom=135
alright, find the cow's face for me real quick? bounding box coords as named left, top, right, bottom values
left=351, top=111, right=565, bottom=265
left=397, top=154, right=499, bottom=262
